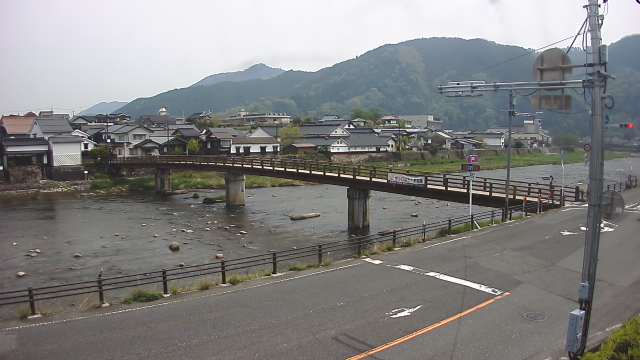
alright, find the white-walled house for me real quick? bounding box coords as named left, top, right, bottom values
left=471, top=132, right=505, bottom=149
left=230, top=136, right=280, bottom=155
left=71, top=129, right=97, bottom=152
left=104, top=125, right=153, bottom=157
left=48, top=136, right=83, bottom=166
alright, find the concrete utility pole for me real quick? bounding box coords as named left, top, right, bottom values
left=504, top=90, right=515, bottom=215
left=568, top=0, right=608, bottom=357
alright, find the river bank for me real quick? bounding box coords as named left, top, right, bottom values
left=372, top=149, right=628, bottom=173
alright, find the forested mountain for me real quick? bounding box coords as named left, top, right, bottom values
left=117, top=35, right=640, bottom=135
left=190, top=63, right=285, bottom=87
left=81, top=101, right=128, bottom=115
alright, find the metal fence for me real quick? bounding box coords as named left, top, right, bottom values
left=111, top=155, right=585, bottom=204
left=2, top=202, right=550, bottom=317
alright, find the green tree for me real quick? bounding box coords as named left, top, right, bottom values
left=280, top=127, right=302, bottom=146
left=187, top=139, right=201, bottom=155
left=553, top=134, right=579, bottom=150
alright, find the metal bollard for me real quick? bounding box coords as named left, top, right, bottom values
left=422, top=221, right=427, bottom=241
left=97, top=273, right=106, bottom=305
left=317, top=244, right=323, bottom=266
left=491, top=210, right=495, bottom=225
left=509, top=209, right=513, bottom=221
left=28, top=287, right=37, bottom=316
left=448, top=219, right=452, bottom=234
left=221, top=260, right=227, bottom=284
left=470, top=214, right=474, bottom=230
left=162, top=269, right=169, bottom=296
left=271, top=252, right=277, bottom=275
left=392, top=230, right=397, bottom=248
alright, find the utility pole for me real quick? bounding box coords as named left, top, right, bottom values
left=504, top=90, right=515, bottom=215
left=568, top=0, right=608, bottom=357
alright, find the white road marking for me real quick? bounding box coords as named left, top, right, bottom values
left=1, top=263, right=361, bottom=332
left=580, top=220, right=618, bottom=233
left=560, top=230, right=578, bottom=236
left=423, top=236, right=469, bottom=249
left=390, top=265, right=504, bottom=295
left=606, top=323, right=622, bottom=332
left=386, top=305, right=423, bottom=318
left=362, top=258, right=383, bottom=265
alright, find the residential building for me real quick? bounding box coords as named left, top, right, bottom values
left=398, top=115, right=443, bottom=130
left=70, top=114, right=130, bottom=129
left=0, top=137, right=49, bottom=182
left=471, top=131, right=505, bottom=149
left=31, top=112, right=73, bottom=139
left=48, top=136, right=83, bottom=166
left=71, top=129, right=97, bottom=152
left=202, top=127, right=245, bottom=155
left=230, top=136, right=280, bottom=155
left=102, top=125, right=153, bottom=157
left=0, top=114, right=37, bottom=138
left=223, top=111, right=292, bottom=126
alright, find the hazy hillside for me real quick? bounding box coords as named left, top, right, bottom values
left=80, top=101, right=128, bottom=115
left=117, top=35, right=640, bottom=135
left=191, top=63, right=286, bottom=87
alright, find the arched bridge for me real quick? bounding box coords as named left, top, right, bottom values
left=109, top=155, right=583, bottom=234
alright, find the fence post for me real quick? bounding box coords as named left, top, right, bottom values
left=501, top=208, right=506, bottom=222
left=509, top=209, right=513, bottom=221
left=448, top=219, right=452, bottom=235
left=221, top=260, right=227, bottom=284
left=269, top=252, right=277, bottom=275
left=574, top=186, right=580, bottom=202
left=489, top=182, right=493, bottom=196
left=356, top=240, right=362, bottom=257
left=97, top=273, right=108, bottom=306
left=369, top=169, right=373, bottom=181
left=392, top=230, right=397, bottom=248
left=28, top=287, right=37, bottom=317
left=444, top=175, right=448, bottom=191
left=491, top=210, right=495, bottom=225
left=317, top=244, right=323, bottom=266
left=422, top=221, right=427, bottom=241
left=470, top=214, right=474, bottom=230
left=161, top=269, right=170, bottom=297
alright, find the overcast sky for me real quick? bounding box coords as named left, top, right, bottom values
left=1, top=0, right=638, bottom=115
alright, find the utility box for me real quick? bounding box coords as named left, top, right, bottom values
left=566, top=309, right=585, bottom=353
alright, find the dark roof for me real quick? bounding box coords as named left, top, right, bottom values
left=132, top=139, right=161, bottom=148
left=206, top=127, right=245, bottom=139
left=345, top=133, right=390, bottom=147
left=162, top=137, right=188, bottom=145
left=299, top=124, right=342, bottom=137
left=34, top=117, right=73, bottom=134
left=49, top=135, right=83, bottom=143
left=253, top=126, right=281, bottom=137
left=106, top=125, right=151, bottom=134
left=296, top=136, right=335, bottom=146
left=173, top=128, right=202, bottom=137
left=232, top=136, right=278, bottom=145
left=1, top=137, right=49, bottom=147
left=347, top=128, right=375, bottom=134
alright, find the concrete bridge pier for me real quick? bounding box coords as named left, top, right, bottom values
left=347, top=187, right=370, bottom=236
left=225, top=172, right=246, bottom=207
left=155, top=168, right=172, bottom=194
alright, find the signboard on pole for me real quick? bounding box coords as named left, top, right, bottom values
left=466, top=154, right=479, bottom=164
left=461, top=164, right=481, bottom=172
left=532, top=48, right=573, bottom=112
left=388, top=173, right=426, bottom=186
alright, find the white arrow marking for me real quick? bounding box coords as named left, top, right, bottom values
left=386, top=305, right=423, bottom=318
left=561, top=230, right=578, bottom=236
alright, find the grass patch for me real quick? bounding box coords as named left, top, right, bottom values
left=17, top=307, right=31, bottom=320
left=227, top=270, right=271, bottom=285
left=122, top=289, right=163, bottom=304
left=369, top=150, right=627, bottom=174
left=583, top=316, right=640, bottom=360
left=288, top=263, right=318, bottom=272
left=197, top=280, right=215, bottom=291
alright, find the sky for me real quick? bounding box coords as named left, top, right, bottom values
left=1, top=0, right=638, bottom=116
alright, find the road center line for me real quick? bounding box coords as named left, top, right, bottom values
left=345, top=292, right=511, bottom=360
left=390, top=265, right=504, bottom=295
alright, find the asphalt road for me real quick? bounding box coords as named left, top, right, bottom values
left=2, top=189, right=640, bottom=360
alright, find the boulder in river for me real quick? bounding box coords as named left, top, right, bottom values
left=215, top=253, right=224, bottom=259
left=289, top=213, right=321, bottom=221
left=411, top=213, right=419, bottom=217
left=168, top=242, right=180, bottom=252
left=16, top=272, right=26, bottom=278
left=73, top=253, right=83, bottom=258
left=192, top=193, right=200, bottom=199
left=202, top=196, right=225, bottom=204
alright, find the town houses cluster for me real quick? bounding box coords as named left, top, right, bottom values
left=0, top=107, right=550, bottom=183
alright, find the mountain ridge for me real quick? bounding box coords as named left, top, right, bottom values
left=190, top=63, right=286, bottom=87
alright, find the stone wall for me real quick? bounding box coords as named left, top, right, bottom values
left=8, top=165, right=42, bottom=184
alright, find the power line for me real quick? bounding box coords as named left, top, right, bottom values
left=480, top=32, right=587, bottom=74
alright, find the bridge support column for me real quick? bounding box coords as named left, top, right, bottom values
left=155, top=168, right=172, bottom=194
left=347, top=187, right=370, bottom=236
left=225, top=172, right=246, bottom=207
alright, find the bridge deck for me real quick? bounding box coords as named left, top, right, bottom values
left=110, top=155, right=583, bottom=208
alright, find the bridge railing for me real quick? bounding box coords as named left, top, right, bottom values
left=110, top=155, right=583, bottom=203
left=0, top=202, right=547, bottom=316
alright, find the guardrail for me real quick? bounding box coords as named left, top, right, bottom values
left=1, top=202, right=549, bottom=317
left=110, top=155, right=584, bottom=204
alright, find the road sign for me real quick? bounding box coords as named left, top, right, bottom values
left=583, top=143, right=592, bottom=152
left=461, top=164, right=480, bottom=172
left=466, top=154, right=479, bottom=164
left=532, top=48, right=573, bottom=112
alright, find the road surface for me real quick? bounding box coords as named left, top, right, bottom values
left=2, top=189, right=640, bottom=360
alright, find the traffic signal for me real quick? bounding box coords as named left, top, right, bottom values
left=620, top=123, right=635, bottom=129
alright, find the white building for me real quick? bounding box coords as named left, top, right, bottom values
left=230, top=136, right=280, bottom=155
left=48, top=136, right=83, bottom=166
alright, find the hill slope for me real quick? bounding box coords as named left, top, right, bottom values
left=81, top=101, right=128, bottom=115
left=118, top=35, right=640, bottom=135
left=191, top=63, right=286, bottom=87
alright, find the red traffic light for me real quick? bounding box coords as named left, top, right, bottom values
left=619, top=123, right=635, bottom=129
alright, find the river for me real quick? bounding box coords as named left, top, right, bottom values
left=1, top=156, right=638, bottom=297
